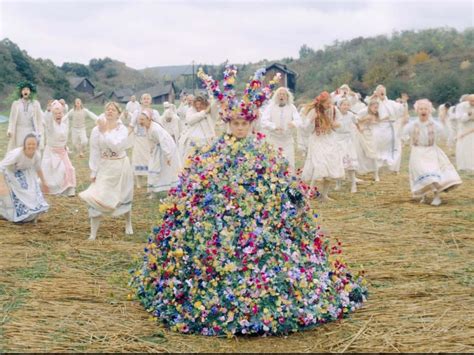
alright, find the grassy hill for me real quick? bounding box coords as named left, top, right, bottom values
left=1, top=27, right=473, bottom=112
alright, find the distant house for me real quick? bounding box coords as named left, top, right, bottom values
left=137, top=82, right=176, bottom=104
left=109, top=88, right=134, bottom=103
left=264, top=63, right=298, bottom=92
left=68, top=77, right=95, bottom=96
left=179, top=88, right=207, bottom=98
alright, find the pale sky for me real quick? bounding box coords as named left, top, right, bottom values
left=0, top=0, right=472, bottom=69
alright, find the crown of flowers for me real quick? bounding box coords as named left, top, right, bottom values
left=197, top=65, right=281, bottom=122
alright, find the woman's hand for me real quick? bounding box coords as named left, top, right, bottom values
left=41, top=183, right=49, bottom=194
left=97, top=118, right=107, bottom=133
left=91, top=176, right=96, bottom=183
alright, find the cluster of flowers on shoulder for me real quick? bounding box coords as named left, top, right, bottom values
left=130, top=133, right=367, bottom=336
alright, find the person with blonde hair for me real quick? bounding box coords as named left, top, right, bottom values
left=334, top=98, right=359, bottom=193
left=401, top=99, right=462, bottom=206
left=159, top=102, right=181, bottom=143
left=354, top=100, right=381, bottom=181
left=178, top=94, right=217, bottom=160
left=65, top=98, right=98, bottom=158
left=301, top=91, right=344, bottom=201
left=261, top=86, right=302, bottom=172
left=364, top=84, right=407, bottom=173
left=129, top=93, right=160, bottom=188
left=79, top=102, right=134, bottom=240
left=455, top=94, right=474, bottom=172
left=138, top=109, right=181, bottom=198
left=41, top=100, right=76, bottom=196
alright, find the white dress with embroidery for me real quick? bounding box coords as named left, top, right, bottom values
left=402, top=118, right=462, bottom=197
left=0, top=148, right=49, bottom=222
left=41, top=113, right=76, bottom=195
left=334, top=109, right=359, bottom=170
left=261, top=102, right=302, bottom=172
left=130, top=109, right=160, bottom=175
left=79, top=123, right=134, bottom=217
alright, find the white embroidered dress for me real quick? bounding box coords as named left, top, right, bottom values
left=455, top=101, right=474, bottom=172
left=402, top=118, right=462, bottom=197
left=79, top=123, right=134, bottom=217
left=0, top=148, right=49, bottom=222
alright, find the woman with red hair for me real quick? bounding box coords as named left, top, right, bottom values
left=301, top=91, right=344, bottom=201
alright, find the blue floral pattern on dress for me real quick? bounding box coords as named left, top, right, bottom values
left=14, top=170, right=28, bottom=189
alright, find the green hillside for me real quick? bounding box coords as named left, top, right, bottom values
left=1, top=27, right=473, bottom=112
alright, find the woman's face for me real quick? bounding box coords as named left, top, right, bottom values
left=417, top=104, right=430, bottom=120
left=141, top=95, right=152, bottom=107
left=105, top=104, right=120, bottom=120
left=138, top=114, right=151, bottom=128
left=195, top=100, right=204, bottom=111
left=369, top=103, right=379, bottom=114
left=321, top=98, right=332, bottom=110
left=229, top=118, right=251, bottom=139
left=277, top=90, right=288, bottom=104
left=52, top=107, right=63, bottom=121
left=74, top=99, right=82, bottom=109
left=24, top=137, right=38, bottom=156
left=339, top=101, right=351, bottom=113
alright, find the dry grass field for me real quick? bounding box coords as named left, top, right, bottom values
left=0, top=117, right=473, bottom=352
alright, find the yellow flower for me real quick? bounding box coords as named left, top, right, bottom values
left=194, top=301, right=202, bottom=309
left=174, top=248, right=184, bottom=258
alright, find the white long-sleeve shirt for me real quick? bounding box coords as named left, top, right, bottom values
left=261, top=102, right=302, bottom=135
left=402, top=118, right=446, bottom=146
left=89, top=123, right=129, bottom=178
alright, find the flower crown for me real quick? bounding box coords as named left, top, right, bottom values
left=197, top=65, right=281, bottom=122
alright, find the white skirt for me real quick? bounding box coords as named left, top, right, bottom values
left=372, top=121, right=402, bottom=172
left=79, top=157, right=133, bottom=217
left=132, top=135, right=151, bottom=176
left=354, top=130, right=378, bottom=173
left=266, top=133, right=295, bottom=171
left=336, top=133, right=359, bottom=170
left=0, top=168, right=49, bottom=222
left=148, top=143, right=181, bottom=193
left=71, top=127, right=88, bottom=147
left=302, top=132, right=345, bottom=181
left=456, top=130, right=474, bottom=172
left=41, top=146, right=76, bottom=195
left=409, top=145, right=462, bottom=197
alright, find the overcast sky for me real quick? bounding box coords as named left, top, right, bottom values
left=0, top=0, right=472, bottom=69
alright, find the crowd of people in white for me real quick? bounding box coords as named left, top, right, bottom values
left=0, top=81, right=472, bottom=239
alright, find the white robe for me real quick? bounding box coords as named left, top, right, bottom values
left=373, top=98, right=405, bottom=172
left=402, top=118, right=462, bottom=197
left=7, top=99, right=44, bottom=151
left=79, top=123, right=133, bottom=217
left=130, top=108, right=160, bottom=175
left=261, top=102, right=302, bottom=172
left=159, top=109, right=181, bottom=143
left=334, top=109, right=359, bottom=171
left=354, top=113, right=378, bottom=174
left=41, top=113, right=76, bottom=195
left=178, top=105, right=217, bottom=161
left=0, top=148, right=49, bottom=222
left=455, top=102, right=474, bottom=172
left=147, top=122, right=181, bottom=193
left=301, top=109, right=345, bottom=181
left=65, top=108, right=98, bottom=148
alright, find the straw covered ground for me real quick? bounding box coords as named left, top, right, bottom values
left=0, top=120, right=473, bottom=352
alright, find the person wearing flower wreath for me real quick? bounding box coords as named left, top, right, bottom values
left=79, top=102, right=134, bottom=240
left=7, top=81, right=44, bottom=153
left=130, top=66, right=367, bottom=337
left=401, top=99, right=462, bottom=206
